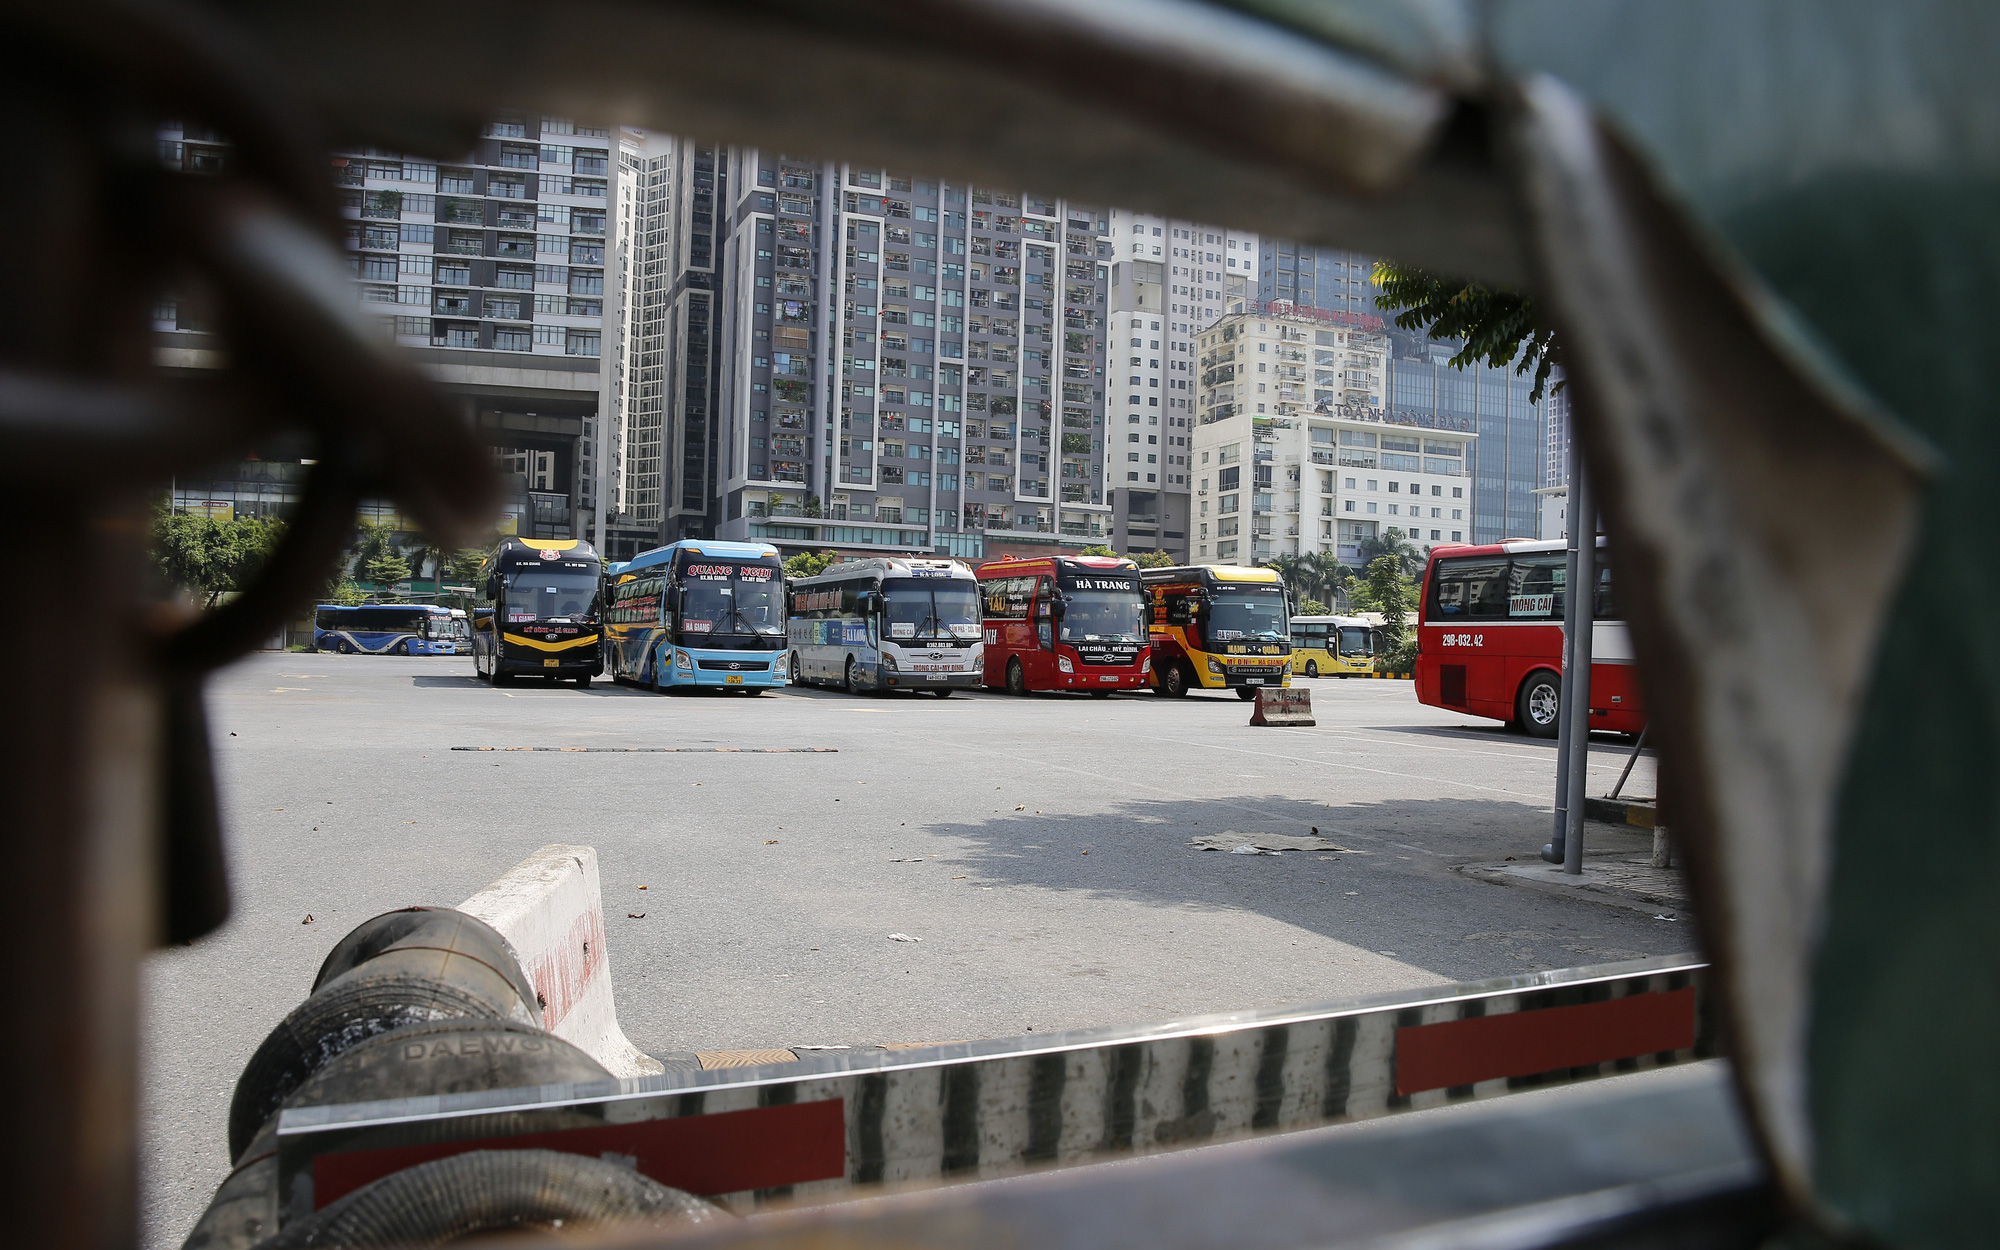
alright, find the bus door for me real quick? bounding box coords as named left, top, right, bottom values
left=1428, top=556, right=1511, bottom=714
left=1028, top=575, right=1057, bottom=686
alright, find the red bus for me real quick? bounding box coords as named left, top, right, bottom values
left=1415, top=537, right=1645, bottom=737
left=975, top=555, right=1152, bottom=696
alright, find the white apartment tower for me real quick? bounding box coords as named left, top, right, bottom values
left=1103, top=210, right=1257, bottom=560
left=1190, top=305, right=1474, bottom=566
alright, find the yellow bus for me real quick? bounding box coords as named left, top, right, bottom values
left=1289, top=614, right=1376, bottom=677
left=1141, top=565, right=1293, bottom=699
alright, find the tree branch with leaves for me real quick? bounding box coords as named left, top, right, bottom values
left=1372, top=262, right=1563, bottom=404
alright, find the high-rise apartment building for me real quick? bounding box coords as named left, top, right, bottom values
left=1257, top=242, right=1378, bottom=319
left=606, top=149, right=1120, bottom=563
left=1189, top=304, right=1476, bottom=566
left=157, top=117, right=615, bottom=550
left=1101, top=211, right=1257, bottom=561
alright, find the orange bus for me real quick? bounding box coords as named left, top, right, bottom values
left=975, top=555, right=1152, bottom=696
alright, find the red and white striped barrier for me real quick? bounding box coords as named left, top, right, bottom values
left=275, top=957, right=1709, bottom=1218
left=456, top=845, right=662, bottom=1078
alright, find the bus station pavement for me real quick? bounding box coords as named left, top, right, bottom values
left=142, top=653, right=1684, bottom=1247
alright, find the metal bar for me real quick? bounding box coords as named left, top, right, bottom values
left=1546, top=454, right=1582, bottom=864
left=274, top=956, right=1711, bottom=1220
left=1610, top=723, right=1649, bottom=801
left=1563, top=463, right=1597, bottom=875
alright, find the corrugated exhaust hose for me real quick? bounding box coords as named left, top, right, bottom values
left=227, top=909, right=539, bottom=1161
left=256, top=1150, right=726, bottom=1248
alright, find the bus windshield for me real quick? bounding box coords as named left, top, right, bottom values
left=1206, top=587, right=1289, bottom=643
left=680, top=563, right=784, bottom=637
left=503, top=570, right=598, bottom=621
left=1060, top=590, right=1147, bottom=643
left=884, top=579, right=983, bottom=641
left=1337, top=625, right=1373, bottom=658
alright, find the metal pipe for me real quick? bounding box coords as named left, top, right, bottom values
left=1610, top=723, right=1649, bottom=800
left=1561, top=463, right=1596, bottom=874
left=1545, top=460, right=1582, bottom=864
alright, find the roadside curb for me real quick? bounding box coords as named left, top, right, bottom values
left=1370, top=672, right=1413, bottom=680
left=458, top=844, right=664, bottom=1077
left=1460, top=855, right=1690, bottom=917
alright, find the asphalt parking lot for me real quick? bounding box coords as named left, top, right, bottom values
left=143, top=651, right=1685, bottom=1246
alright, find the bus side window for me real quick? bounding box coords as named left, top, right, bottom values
left=1431, top=558, right=1509, bottom=620
left=1594, top=564, right=1618, bottom=620
left=1165, top=592, right=1195, bottom=627
left=1509, top=556, right=1565, bottom=620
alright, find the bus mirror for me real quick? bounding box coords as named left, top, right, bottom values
left=860, top=591, right=883, bottom=615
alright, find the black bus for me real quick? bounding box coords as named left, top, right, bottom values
left=471, top=537, right=605, bottom=686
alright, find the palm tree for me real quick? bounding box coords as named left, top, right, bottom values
left=1357, top=528, right=1425, bottom=579
left=1264, top=553, right=1313, bottom=606
left=1306, top=549, right=1352, bottom=612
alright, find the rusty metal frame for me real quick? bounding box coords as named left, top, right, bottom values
left=0, top=2, right=1962, bottom=1247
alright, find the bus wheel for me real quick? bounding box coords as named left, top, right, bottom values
left=646, top=650, right=663, bottom=693
left=1089, top=690, right=1112, bottom=699
left=1518, top=671, right=1562, bottom=738
left=492, top=669, right=513, bottom=687
left=1006, top=659, right=1027, bottom=696
left=1237, top=686, right=1261, bottom=701
left=933, top=688, right=954, bottom=699
left=1305, top=660, right=1319, bottom=678
left=843, top=657, right=858, bottom=694
left=1160, top=663, right=1191, bottom=698
left=790, top=653, right=802, bottom=685
left=338, top=640, right=355, bottom=655
left=574, top=674, right=591, bottom=689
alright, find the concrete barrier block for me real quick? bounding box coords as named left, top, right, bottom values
left=458, top=845, right=663, bottom=1077
left=1250, top=687, right=1316, bottom=726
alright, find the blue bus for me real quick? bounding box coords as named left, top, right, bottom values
left=314, top=604, right=459, bottom=655
left=603, top=540, right=788, bottom=693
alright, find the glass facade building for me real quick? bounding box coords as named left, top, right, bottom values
left=1383, top=332, right=1542, bottom=544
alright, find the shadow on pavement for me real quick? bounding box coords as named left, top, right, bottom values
left=920, top=794, right=1688, bottom=983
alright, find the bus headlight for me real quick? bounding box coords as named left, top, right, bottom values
left=1057, top=655, right=1074, bottom=673
left=675, top=650, right=692, bottom=670
left=883, top=653, right=898, bottom=670
left=1206, top=657, right=1223, bottom=675
left=1141, top=656, right=1151, bottom=674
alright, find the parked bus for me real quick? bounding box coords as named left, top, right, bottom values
left=788, top=558, right=983, bottom=696
left=1416, top=536, right=1643, bottom=737
left=313, top=604, right=459, bottom=655
left=1140, top=565, right=1293, bottom=699
left=603, top=539, right=787, bottom=693
left=1289, top=614, right=1376, bottom=677
left=470, top=537, right=604, bottom=687
left=441, top=607, right=471, bottom=654
left=975, top=555, right=1150, bottom=696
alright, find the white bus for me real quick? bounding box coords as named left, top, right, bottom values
left=787, top=558, right=984, bottom=696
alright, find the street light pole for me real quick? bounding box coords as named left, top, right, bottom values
left=1545, top=450, right=1594, bottom=872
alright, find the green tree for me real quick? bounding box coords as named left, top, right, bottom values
left=152, top=510, right=288, bottom=607
left=1359, top=554, right=1417, bottom=671
left=1078, top=544, right=1119, bottom=558
left=1373, top=261, right=1563, bottom=403
left=444, top=547, right=488, bottom=587
left=784, top=548, right=842, bottom=579
left=1130, top=550, right=1175, bottom=569
left=347, top=521, right=399, bottom=582
left=1298, top=597, right=1329, bottom=616
left=1356, top=527, right=1425, bottom=580
left=324, top=579, right=369, bottom=606
left=367, top=548, right=412, bottom=585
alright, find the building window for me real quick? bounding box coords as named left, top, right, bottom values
left=566, top=330, right=600, bottom=357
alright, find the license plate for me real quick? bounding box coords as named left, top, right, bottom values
left=543, top=658, right=558, bottom=668
left=1244, top=677, right=1265, bottom=685
left=926, top=674, right=946, bottom=681
left=725, top=674, right=744, bottom=684
left=1100, top=676, right=1118, bottom=682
